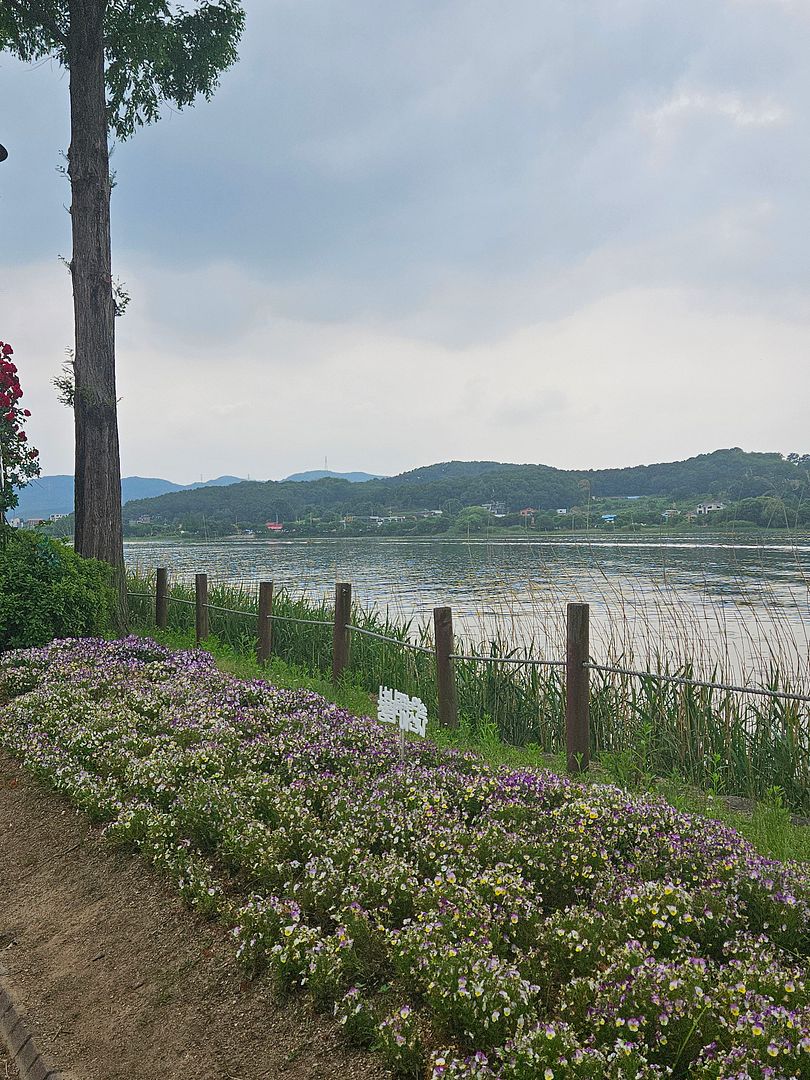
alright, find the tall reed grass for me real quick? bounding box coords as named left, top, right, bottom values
left=125, top=570, right=809, bottom=812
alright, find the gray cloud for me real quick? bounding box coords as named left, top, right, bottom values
left=1, top=0, right=808, bottom=480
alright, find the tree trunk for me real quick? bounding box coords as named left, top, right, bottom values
left=67, top=0, right=127, bottom=623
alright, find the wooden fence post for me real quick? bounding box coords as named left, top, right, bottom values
left=155, top=567, right=168, bottom=630
left=332, top=582, right=352, bottom=683
left=434, top=606, right=458, bottom=729
left=566, top=601, right=590, bottom=773
left=257, top=580, right=273, bottom=664
left=195, top=573, right=209, bottom=643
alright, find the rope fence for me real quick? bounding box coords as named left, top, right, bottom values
left=450, top=652, right=566, bottom=668
left=348, top=624, right=435, bottom=654
left=127, top=572, right=809, bottom=781
left=585, top=661, right=810, bottom=705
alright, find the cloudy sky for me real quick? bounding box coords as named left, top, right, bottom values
left=1, top=0, right=808, bottom=483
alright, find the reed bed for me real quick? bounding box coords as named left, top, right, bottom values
left=126, top=570, right=810, bottom=812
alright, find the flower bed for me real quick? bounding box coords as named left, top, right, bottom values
left=1, top=637, right=808, bottom=1079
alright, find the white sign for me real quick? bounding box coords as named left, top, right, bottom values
left=377, top=686, right=428, bottom=738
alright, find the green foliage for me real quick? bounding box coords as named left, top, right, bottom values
left=0, top=1, right=245, bottom=140
left=104, top=0, right=245, bottom=139
left=0, top=530, right=115, bottom=650
left=451, top=506, right=496, bottom=533
left=119, top=448, right=810, bottom=537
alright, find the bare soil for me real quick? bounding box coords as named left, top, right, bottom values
left=1, top=1042, right=20, bottom=1078
left=0, top=751, right=388, bottom=1080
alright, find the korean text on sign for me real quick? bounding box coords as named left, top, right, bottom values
left=377, top=686, right=428, bottom=737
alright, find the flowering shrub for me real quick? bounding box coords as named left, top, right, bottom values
left=0, top=339, right=39, bottom=518
left=0, top=636, right=809, bottom=1078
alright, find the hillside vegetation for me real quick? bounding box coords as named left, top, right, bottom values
left=119, top=449, right=809, bottom=536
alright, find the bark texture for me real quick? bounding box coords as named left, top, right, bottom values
left=67, top=0, right=126, bottom=616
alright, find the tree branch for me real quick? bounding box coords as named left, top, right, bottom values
left=4, top=0, right=68, bottom=49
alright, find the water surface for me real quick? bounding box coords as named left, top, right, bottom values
left=125, top=536, right=810, bottom=681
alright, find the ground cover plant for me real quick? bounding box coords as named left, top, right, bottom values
left=136, top=625, right=810, bottom=864
left=1, top=636, right=808, bottom=1079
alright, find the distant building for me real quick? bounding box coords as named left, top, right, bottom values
left=24, top=518, right=46, bottom=528
left=556, top=508, right=568, bottom=515
left=695, top=502, right=725, bottom=515
left=519, top=508, right=536, bottom=517
left=661, top=509, right=680, bottom=519
left=601, top=513, right=617, bottom=523
left=128, top=514, right=152, bottom=525
left=48, top=512, right=68, bottom=521
left=483, top=501, right=506, bottom=516
left=265, top=521, right=284, bottom=532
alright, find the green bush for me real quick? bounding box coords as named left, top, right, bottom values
left=0, top=529, right=114, bottom=650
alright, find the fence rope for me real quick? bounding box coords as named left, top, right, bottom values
left=585, top=662, right=810, bottom=704
left=450, top=652, right=566, bottom=668
left=347, top=624, right=434, bottom=654
left=268, top=613, right=333, bottom=628
left=130, top=590, right=339, bottom=629
left=128, top=591, right=807, bottom=703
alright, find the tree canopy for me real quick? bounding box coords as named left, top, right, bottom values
left=1, top=1, right=245, bottom=139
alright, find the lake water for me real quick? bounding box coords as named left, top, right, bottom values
left=124, top=536, right=810, bottom=682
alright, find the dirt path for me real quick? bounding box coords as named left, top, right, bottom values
left=0, top=752, right=387, bottom=1080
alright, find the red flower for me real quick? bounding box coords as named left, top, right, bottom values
left=4, top=411, right=14, bottom=422
left=29, top=448, right=39, bottom=458
left=1, top=343, right=12, bottom=356
left=17, top=430, right=26, bottom=441
left=23, top=408, right=31, bottom=417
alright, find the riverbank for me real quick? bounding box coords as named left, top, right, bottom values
left=126, top=568, right=810, bottom=815
left=120, top=525, right=810, bottom=542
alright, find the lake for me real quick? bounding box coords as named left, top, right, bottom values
left=124, top=536, right=810, bottom=682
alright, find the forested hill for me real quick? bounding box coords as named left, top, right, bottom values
left=121, top=449, right=808, bottom=531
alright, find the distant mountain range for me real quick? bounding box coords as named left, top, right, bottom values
left=15, top=450, right=809, bottom=526
left=117, top=449, right=809, bottom=534
left=281, top=470, right=387, bottom=483
left=13, top=474, right=243, bottom=520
